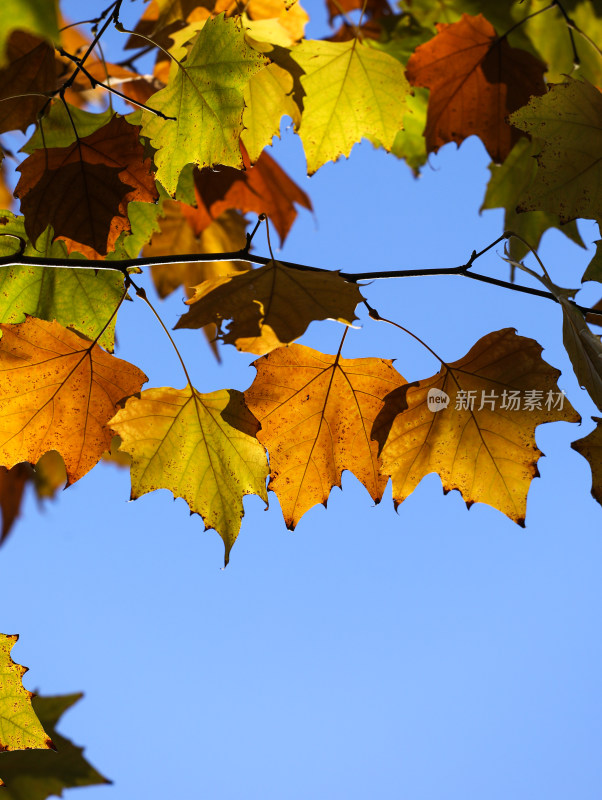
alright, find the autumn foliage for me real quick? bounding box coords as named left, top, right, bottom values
left=1, top=0, right=602, bottom=790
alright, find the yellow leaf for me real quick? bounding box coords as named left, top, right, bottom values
left=375, top=328, right=580, bottom=524
left=244, top=343, right=407, bottom=527
left=109, top=386, right=269, bottom=565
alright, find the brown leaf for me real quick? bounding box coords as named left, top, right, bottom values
left=0, top=318, right=147, bottom=484
left=0, top=463, right=31, bottom=544
left=244, top=343, right=407, bottom=527
left=375, top=328, right=580, bottom=524
left=15, top=116, right=158, bottom=257
left=406, top=13, right=546, bottom=163
left=0, top=31, right=56, bottom=134
left=176, top=260, right=363, bottom=354
left=185, top=144, right=311, bottom=244
left=572, top=417, right=602, bottom=506
left=325, top=0, right=390, bottom=24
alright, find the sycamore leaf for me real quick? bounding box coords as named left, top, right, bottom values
left=21, top=105, right=114, bottom=153
left=561, top=298, right=602, bottom=411
left=243, top=344, right=407, bottom=527
left=0, top=0, right=59, bottom=66
left=104, top=199, right=164, bottom=262
left=0, top=634, right=53, bottom=752
left=141, top=15, right=268, bottom=195
left=147, top=202, right=248, bottom=299
left=510, top=78, right=602, bottom=222
left=0, top=693, right=110, bottom=800
left=0, top=213, right=125, bottom=352
left=241, top=62, right=301, bottom=163
left=405, top=13, right=546, bottom=163
left=572, top=417, right=602, bottom=507
left=186, top=145, right=311, bottom=243
left=481, top=138, right=584, bottom=262
left=109, top=386, right=269, bottom=565
left=375, top=328, right=580, bottom=524
left=0, top=32, right=56, bottom=135
left=289, top=38, right=410, bottom=174
left=0, top=464, right=30, bottom=545
left=0, top=318, right=147, bottom=484
left=583, top=238, right=602, bottom=284
left=326, top=0, right=390, bottom=23
left=175, top=260, right=363, bottom=354
left=15, top=116, right=158, bottom=258
left=243, top=0, right=309, bottom=47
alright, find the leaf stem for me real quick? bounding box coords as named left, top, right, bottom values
left=363, top=301, right=445, bottom=365
left=126, top=275, right=194, bottom=389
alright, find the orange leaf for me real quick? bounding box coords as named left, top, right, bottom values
left=0, top=32, right=56, bottom=134
left=185, top=145, right=311, bottom=244
left=15, top=116, right=158, bottom=257
left=244, top=343, right=407, bottom=527
left=0, top=318, right=147, bottom=484
left=406, top=13, right=546, bottom=163
left=375, top=329, right=580, bottom=524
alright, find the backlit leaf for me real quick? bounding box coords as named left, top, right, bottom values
left=141, top=14, right=268, bottom=195
left=510, top=78, right=602, bottom=222
left=15, top=116, right=158, bottom=257
left=0, top=0, right=59, bottom=66
left=0, top=464, right=30, bottom=545
left=406, top=13, right=546, bottom=163
left=109, top=386, right=269, bottom=565
left=0, top=634, right=53, bottom=752
left=244, top=343, right=407, bottom=527
left=0, top=32, right=56, bottom=134
left=176, top=260, right=363, bottom=354
left=0, top=318, right=147, bottom=484
left=375, top=328, right=580, bottom=524
left=0, top=693, right=110, bottom=800
left=290, top=38, right=410, bottom=174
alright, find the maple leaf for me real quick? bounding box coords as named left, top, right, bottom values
left=510, top=78, right=602, bottom=223
left=109, top=386, right=269, bottom=565
left=21, top=104, right=114, bottom=152
left=0, top=32, right=56, bottom=135
left=326, top=0, right=390, bottom=23
left=243, top=0, right=309, bottom=47
left=175, top=260, right=364, bottom=354
left=244, top=343, right=406, bottom=527
left=374, top=328, right=580, bottom=524
left=15, top=115, right=158, bottom=258
left=147, top=202, right=248, bottom=299
left=0, top=464, right=30, bottom=544
left=0, top=213, right=125, bottom=352
left=572, top=418, right=602, bottom=507
left=0, top=0, right=59, bottom=66
left=481, top=138, right=584, bottom=262
left=290, top=38, right=410, bottom=174
left=241, top=62, right=301, bottom=163
left=406, top=13, right=546, bottom=163
left=0, top=634, right=53, bottom=752
left=185, top=145, right=311, bottom=244
left=0, top=693, right=110, bottom=799
left=141, top=14, right=268, bottom=195
left=0, top=318, right=147, bottom=484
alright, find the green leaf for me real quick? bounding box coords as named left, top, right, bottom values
left=290, top=38, right=411, bottom=174
left=21, top=105, right=114, bottom=154
left=0, top=694, right=110, bottom=799
left=105, top=199, right=164, bottom=261
left=141, top=15, right=268, bottom=195
left=0, top=213, right=124, bottom=352
left=0, top=634, right=53, bottom=752
left=0, top=0, right=59, bottom=66
left=109, top=387, right=269, bottom=565
left=481, top=138, right=584, bottom=261
left=509, top=78, right=602, bottom=223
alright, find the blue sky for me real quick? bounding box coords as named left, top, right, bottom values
left=1, top=1, right=602, bottom=798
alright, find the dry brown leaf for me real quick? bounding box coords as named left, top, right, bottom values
left=406, top=13, right=546, bottom=163
left=0, top=463, right=31, bottom=544
left=572, top=417, right=602, bottom=507
left=244, top=343, right=406, bottom=527
left=0, top=318, right=147, bottom=484
left=176, top=260, right=363, bottom=354
left=375, top=328, right=580, bottom=524
left=15, top=115, right=158, bottom=257
left=0, top=31, right=56, bottom=134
